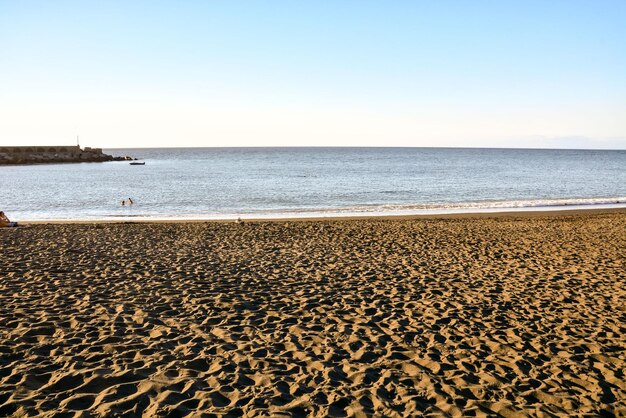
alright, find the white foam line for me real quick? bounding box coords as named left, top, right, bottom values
left=18, top=202, right=626, bottom=222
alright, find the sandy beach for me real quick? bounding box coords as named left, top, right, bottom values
left=1, top=210, right=625, bottom=417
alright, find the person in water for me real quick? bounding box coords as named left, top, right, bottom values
left=128, top=198, right=134, bottom=205
left=0, top=211, right=18, bottom=227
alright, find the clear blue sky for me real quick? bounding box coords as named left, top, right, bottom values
left=1, top=1, right=625, bottom=148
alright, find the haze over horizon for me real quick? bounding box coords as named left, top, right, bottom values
left=1, top=1, right=625, bottom=150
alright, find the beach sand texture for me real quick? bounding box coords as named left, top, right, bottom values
left=1, top=212, right=625, bottom=417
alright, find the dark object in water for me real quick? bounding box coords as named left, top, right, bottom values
left=129, top=162, right=145, bottom=165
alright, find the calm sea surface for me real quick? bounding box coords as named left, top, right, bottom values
left=1, top=147, right=625, bottom=221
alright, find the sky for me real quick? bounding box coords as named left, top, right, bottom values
left=1, top=1, right=625, bottom=149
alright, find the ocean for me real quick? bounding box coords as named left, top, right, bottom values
left=1, top=147, right=625, bottom=221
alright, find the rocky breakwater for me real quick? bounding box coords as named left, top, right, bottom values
left=0, top=146, right=135, bottom=165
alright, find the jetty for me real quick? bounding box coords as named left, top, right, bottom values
left=0, top=146, right=134, bottom=165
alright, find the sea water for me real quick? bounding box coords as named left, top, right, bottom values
left=1, top=147, right=625, bottom=221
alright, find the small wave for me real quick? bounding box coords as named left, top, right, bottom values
left=15, top=197, right=626, bottom=222
left=376, top=197, right=626, bottom=212
left=221, top=197, right=626, bottom=220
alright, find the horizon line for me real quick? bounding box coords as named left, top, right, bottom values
left=102, top=145, right=626, bottom=152
left=3, top=144, right=625, bottom=152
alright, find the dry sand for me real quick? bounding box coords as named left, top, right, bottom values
left=1, top=211, right=625, bottom=417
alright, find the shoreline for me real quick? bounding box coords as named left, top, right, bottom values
left=17, top=206, right=626, bottom=225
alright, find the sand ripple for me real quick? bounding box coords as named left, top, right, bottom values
left=1, top=213, right=625, bottom=416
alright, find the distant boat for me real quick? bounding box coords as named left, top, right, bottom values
left=129, top=161, right=145, bottom=165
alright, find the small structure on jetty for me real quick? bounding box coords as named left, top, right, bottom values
left=0, top=146, right=135, bottom=165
